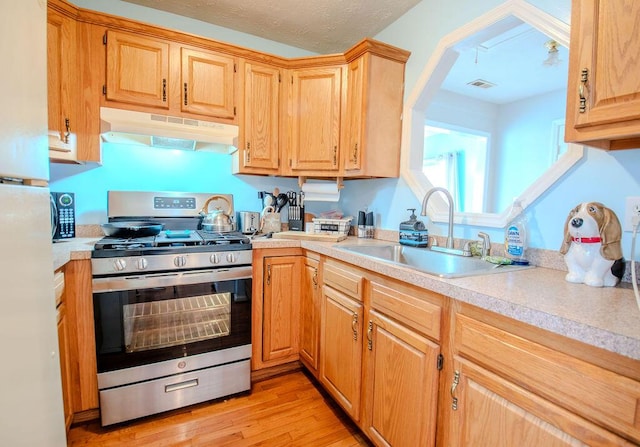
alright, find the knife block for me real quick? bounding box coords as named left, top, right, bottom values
left=288, top=206, right=305, bottom=231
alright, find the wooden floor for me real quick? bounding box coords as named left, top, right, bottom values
left=67, top=370, right=372, bottom=446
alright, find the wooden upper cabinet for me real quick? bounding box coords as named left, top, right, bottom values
left=344, top=51, right=407, bottom=177
left=181, top=47, right=236, bottom=119
left=287, top=66, right=343, bottom=174
left=105, top=30, right=170, bottom=109
left=565, top=0, right=640, bottom=149
left=47, top=7, right=78, bottom=162
left=234, top=61, right=281, bottom=174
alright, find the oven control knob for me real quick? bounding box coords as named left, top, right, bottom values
left=174, top=255, right=187, bottom=267
left=136, top=258, right=148, bottom=270
left=226, top=253, right=236, bottom=263
left=113, top=258, right=127, bottom=271
left=210, top=253, right=220, bottom=264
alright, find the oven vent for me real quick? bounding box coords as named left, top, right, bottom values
left=467, top=79, right=496, bottom=89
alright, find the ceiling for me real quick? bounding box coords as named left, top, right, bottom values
left=442, top=20, right=568, bottom=104
left=121, top=0, right=422, bottom=54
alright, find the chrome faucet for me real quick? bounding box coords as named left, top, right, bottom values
left=421, top=186, right=454, bottom=249
left=478, top=232, right=491, bottom=258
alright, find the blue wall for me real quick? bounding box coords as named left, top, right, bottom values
left=53, top=0, right=640, bottom=261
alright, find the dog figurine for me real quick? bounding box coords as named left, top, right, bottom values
left=560, top=202, right=625, bottom=287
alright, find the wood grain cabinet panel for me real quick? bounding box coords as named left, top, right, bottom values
left=262, top=255, right=302, bottom=363
left=446, top=357, right=633, bottom=447
left=299, top=255, right=321, bottom=375
left=234, top=61, right=281, bottom=174
left=181, top=47, right=236, bottom=119
left=287, top=66, right=343, bottom=174
left=565, top=0, right=640, bottom=149
left=320, top=284, right=364, bottom=421
left=363, top=310, right=440, bottom=447
left=343, top=52, right=407, bottom=177
left=47, top=6, right=78, bottom=162
left=442, top=311, right=640, bottom=446
left=105, top=30, right=170, bottom=109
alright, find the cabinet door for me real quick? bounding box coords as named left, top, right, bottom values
left=181, top=48, right=236, bottom=119
left=288, top=67, right=342, bottom=173
left=320, top=284, right=363, bottom=421
left=565, top=0, right=640, bottom=148
left=344, top=53, right=405, bottom=177
left=47, top=8, right=77, bottom=161
left=237, top=61, right=280, bottom=173
left=363, top=310, right=440, bottom=447
left=262, top=256, right=302, bottom=362
left=105, top=30, right=170, bottom=109
left=445, top=358, right=631, bottom=447
left=299, top=256, right=320, bottom=374
left=57, top=302, right=73, bottom=431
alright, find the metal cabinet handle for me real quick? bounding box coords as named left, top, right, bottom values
left=367, top=320, right=373, bottom=350
left=246, top=142, right=251, bottom=163
left=579, top=68, right=588, bottom=113
left=333, top=146, right=337, bottom=166
left=352, top=143, right=358, bottom=164
left=184, top=82, right=188, bottom=106
left=451, top=370, right=460, bottom=411
left=266, top=264, right=271, bottom=285
left=312, top=268, right=318, bottom=289
left=162, top=78, right=167, bottom=102
left=351, top=313, right=358, bottom=340
left=62, top=118, right=70, bottom=144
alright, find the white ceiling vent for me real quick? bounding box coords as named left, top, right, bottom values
left=467, top=79, right=496, bottom=89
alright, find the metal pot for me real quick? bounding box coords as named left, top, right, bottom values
left=200, top=195, right=234, bottom=232
left=100, top=221, right=164, bottom=237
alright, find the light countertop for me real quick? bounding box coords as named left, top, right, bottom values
left=53, top=235, right=640, bottom=361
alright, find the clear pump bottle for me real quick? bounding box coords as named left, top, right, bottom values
left=504, top=199, right=528, bottom=263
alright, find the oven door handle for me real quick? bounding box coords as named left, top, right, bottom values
left=92, top=266, right=252, bottom=293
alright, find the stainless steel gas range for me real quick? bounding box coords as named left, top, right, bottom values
left=91, top=191, right=252, bottom=426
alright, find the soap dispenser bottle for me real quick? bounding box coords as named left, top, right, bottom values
left=399, top=208, right=428, bottom=247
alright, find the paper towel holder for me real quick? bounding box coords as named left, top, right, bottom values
left=298, top=176, right=344, bottom=189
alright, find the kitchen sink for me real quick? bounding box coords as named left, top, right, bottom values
left=334, top=243, right=533, bottom=278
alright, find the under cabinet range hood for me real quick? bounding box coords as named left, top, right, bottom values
left=100, top=107, right=239, bottom=153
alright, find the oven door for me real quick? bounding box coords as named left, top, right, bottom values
left=92, top=266, right=252, bottom=373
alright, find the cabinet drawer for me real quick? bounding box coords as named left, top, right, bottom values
left=370, top=280, right=441, bottom=342
left=454, top=313, right=640, bottom=443
left=323, top=260, right=363, bottom=300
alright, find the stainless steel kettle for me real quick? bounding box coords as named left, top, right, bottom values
left=199, top=195, right=234, bottom=232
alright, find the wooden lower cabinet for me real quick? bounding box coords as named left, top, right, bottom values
left=445, top=358, right=631, bottom=447
left=299, top=254, right=321, bottom=376
left=319, top=284, right=364, bottom=421
left=442, top=306, right=640, bottom=446
left=363, top=310, right=440, bottom=447
left=262, top=255, right=302, bottom=363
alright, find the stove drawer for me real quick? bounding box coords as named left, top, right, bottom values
left=99, top=358, right=250, bottom=426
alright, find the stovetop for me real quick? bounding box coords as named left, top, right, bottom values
left=92, top=230, right=251, bottom=258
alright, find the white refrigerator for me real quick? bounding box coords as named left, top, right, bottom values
left=0, top=0, right=67, bottom=445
